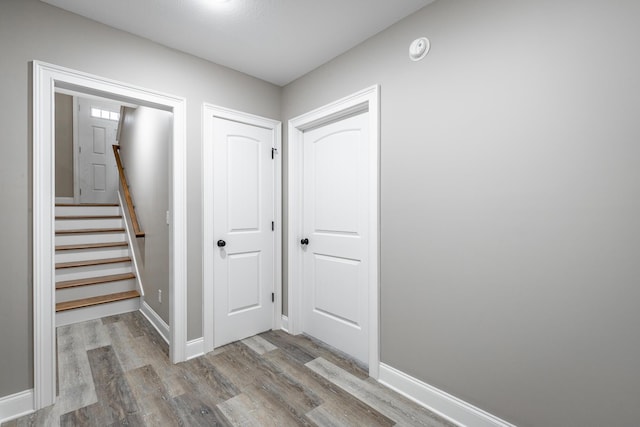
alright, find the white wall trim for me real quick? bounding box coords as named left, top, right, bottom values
left=33, top=60, right=188, bottom=409
left=140, top=301, right=170, bottom=344
left=202, top=103, right=282, bottom=354
left=0, top=389, right=34, bottom=424
left=378, top=363, right=517, bottom=427
left=287, top=85, right=380, bottom=378
left=117, top=190, right=144, bottom=297
left=186, top=338, right=205, bottom=360
left=281, top=315, right=289, bottom=332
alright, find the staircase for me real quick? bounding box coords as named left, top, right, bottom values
left=55, top=203, right=140, bottom=326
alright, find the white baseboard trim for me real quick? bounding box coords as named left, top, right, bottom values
left=140, top=301, right=169, bottom=344
left=0, top=389, right=34, bottom=423
left=55, top=197, right=74, bottom=204
left=378, top=363, right=516, bottom=427
left=281, top=315, right=289, bottom=332
left=186, top=338, right=205, bottom=360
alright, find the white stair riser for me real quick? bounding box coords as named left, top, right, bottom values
left=56, top=297, right=140, bottom=327
left=55, top=206, right=120, bottom=216
left=56, top=263, right=133, bottom=282
left=56, top=233, right=127, bottom=246
left=55, top=247, right=130, bottom=263
left=56, top=279, right=137, bottom=303
left=55, top=218, right=123, bottom=231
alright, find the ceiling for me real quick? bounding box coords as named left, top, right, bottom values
left=41, top=0, right=434, bottom=86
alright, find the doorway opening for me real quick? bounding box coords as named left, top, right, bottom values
left=33, top=61, right=188, bottom=409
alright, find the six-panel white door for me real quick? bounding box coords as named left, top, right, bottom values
left=301, top=111, right=370, bottom=364
left=213, top=117, right=275, bottom=347
left=77, top=98, right=120, bottom=203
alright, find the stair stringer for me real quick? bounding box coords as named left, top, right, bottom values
left=117, top=190, right=145, bottom=300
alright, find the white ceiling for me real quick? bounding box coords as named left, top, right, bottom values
left=41, top=0, right=434, bottom=86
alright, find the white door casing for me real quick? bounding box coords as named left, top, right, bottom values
left=213, top=118, right=274, bottom=347
left=301, top=111, right=370, bottom=364
left=288, top=85, right=379, bottom=377
left=33, top=61, right=188, bottom=410
left=77, top=98, right=120, bottom=203
left=202, top=104, right=282, bottom=354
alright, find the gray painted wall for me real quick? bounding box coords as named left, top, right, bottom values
left=282, top=0, right=640, bottom=426
left=118, top=106, right=172, bottom=323
left=0, top=0, right=280, bottom=397
left=54, top=93, right=74, bottom=197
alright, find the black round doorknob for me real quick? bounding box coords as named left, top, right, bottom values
left=300, top=238, right=309, bottom=245
left=217, top=240, right=226, bottom=247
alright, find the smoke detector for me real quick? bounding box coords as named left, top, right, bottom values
left=409, top=37, right=430, bottom=61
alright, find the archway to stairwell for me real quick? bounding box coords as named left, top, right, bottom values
left=33, top=61, right=188, bottom=410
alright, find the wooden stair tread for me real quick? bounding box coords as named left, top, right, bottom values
left=56, top=273, right=136, bottom=289
left=56, top=256, right=131, bottom=269
left=56, top=242, right=128, bottom=251
left=56, top=290, right=140, bottom=312
left=55, top=203, right=119, bottom=207
left=56, top=215, right=122, bottom=220
left=56, top=228, right=125, bottom=235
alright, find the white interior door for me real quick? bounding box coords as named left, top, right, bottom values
left=77, top=97, right=120, bottom=204
left=301, top=111, right=370, bottom=364
left=213, top=117, right=275, bottom=347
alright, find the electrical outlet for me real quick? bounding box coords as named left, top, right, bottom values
left=158, top=289, right=162, bottom=303
left=166, top=210, right=170, bottom=225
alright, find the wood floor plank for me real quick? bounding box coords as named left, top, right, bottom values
left=180, top=357, right=240, bottom=405
left=264, top=349, right=395, bottom=427
left=307, top=357, right=457, bottom=427
left=125, top=365, right=182, bottom=425
left=87, top=346, right=140, bottom=422
left=258, top=329, right=317, bottom=365
left=217, top=385, right=311, bottom=427
left=291, top=332, right=370, bottom=379
left=241, top=335, right=278, bottom=355
left=60, top=402, right=115, bottom=427
left=209, top=342, right=324, bottom=420
left=170, top=393, right=231, bottom=427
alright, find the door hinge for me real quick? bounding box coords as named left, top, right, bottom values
left=271, top=292, right=275, bottom=303
left=271, top=147, right=278, bottom=159
left=271, top=221, right=274, bottom=231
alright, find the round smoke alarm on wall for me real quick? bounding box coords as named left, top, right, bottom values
left=409, top=37, right=430, bottom=61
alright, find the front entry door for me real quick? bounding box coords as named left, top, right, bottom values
left=77, top=97, right=120, bottom=203
left=301, top=111, right=370, bottom=364
left=213, top=117, right=275, bottom=347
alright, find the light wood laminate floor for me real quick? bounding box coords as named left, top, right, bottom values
left=3, top=312, right=456, bottom=426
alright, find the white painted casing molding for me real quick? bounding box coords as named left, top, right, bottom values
left=281, top=315, right=289, bottom=332
left=33, top=60, right=188, bottom=409
left=186, top=338, right=205, bottom=360
left=287, top=85, right=380, bottom=379
left=378, top=363, right=517, bottom=427
left=201, top=103, right=282, bottom=355
left=0, top=390, right=34, bottom=424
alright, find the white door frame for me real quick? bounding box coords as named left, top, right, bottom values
left=202, top=103, right=282, bottom=354
left=33, top=61, right=188, bottom=409
left=287, top=85, right=380, bottom=378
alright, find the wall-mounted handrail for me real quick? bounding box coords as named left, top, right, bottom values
left=112, top=144, right=145, bottom=238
